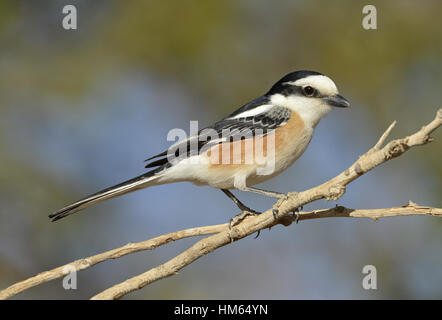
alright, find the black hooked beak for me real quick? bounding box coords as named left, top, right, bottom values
left=324, top=94, right=350, bottom=108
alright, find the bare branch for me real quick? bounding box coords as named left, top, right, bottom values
left=0, top=224, right=225, bottom=300
left=90, top=109, right=442, bottom=300
left=293, top=201, right=442, bottom=223
left=91, top=202, right=442, bottom=300
left=1, top=109, right=441, bottom=300
left=3, top=202, right=441, bottom=300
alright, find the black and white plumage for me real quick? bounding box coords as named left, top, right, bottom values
left=50, top=70, right=349, bottom=221
left=144, top=100, right=291, bottom=170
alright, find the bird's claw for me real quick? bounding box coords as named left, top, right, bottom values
left=272, top=208, right=279, bottom=219
left=229, top=209, right=261, bottom=229
left=292, top=206, right=303, bottom=224
left=294, top=211, right=300, bottom=224
left=271, top=195, right=289, bottom=220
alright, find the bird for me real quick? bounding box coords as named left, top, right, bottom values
left=49, top=70, right=350, bottom=222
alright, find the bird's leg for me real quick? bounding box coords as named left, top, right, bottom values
left=221, top=189, right=261, bottom=228
left=222, top=189, right=260, bottom=213
left=238, top=186, right=289, bottom=218
left=239, top=186, right=287, bottom=199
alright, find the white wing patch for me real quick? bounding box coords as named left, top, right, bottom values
left=228, top=104, right=274, bottom=119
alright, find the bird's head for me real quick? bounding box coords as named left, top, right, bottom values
left=266, top=70, right=350, bottom=127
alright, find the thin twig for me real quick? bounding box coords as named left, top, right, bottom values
left=372, top=120, right=397, bottom=151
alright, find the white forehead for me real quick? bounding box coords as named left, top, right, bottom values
left=286, top=75, right=338, bottom=96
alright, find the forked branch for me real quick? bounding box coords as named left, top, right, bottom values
left=0, top=108, right=441, bottom=300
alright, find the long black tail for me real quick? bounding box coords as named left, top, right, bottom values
left=49, top=170, right=160, bottom=222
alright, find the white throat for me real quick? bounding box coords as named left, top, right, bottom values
left=270, top=94, right=332, bottom=128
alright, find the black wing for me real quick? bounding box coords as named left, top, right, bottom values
left=144, top=103, right=291, bottom=170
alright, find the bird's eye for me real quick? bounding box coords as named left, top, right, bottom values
left=302, top=86, right=315, bottom=96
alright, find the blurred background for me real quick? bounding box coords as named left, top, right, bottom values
left=0, top=0, right=441, bottom=299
